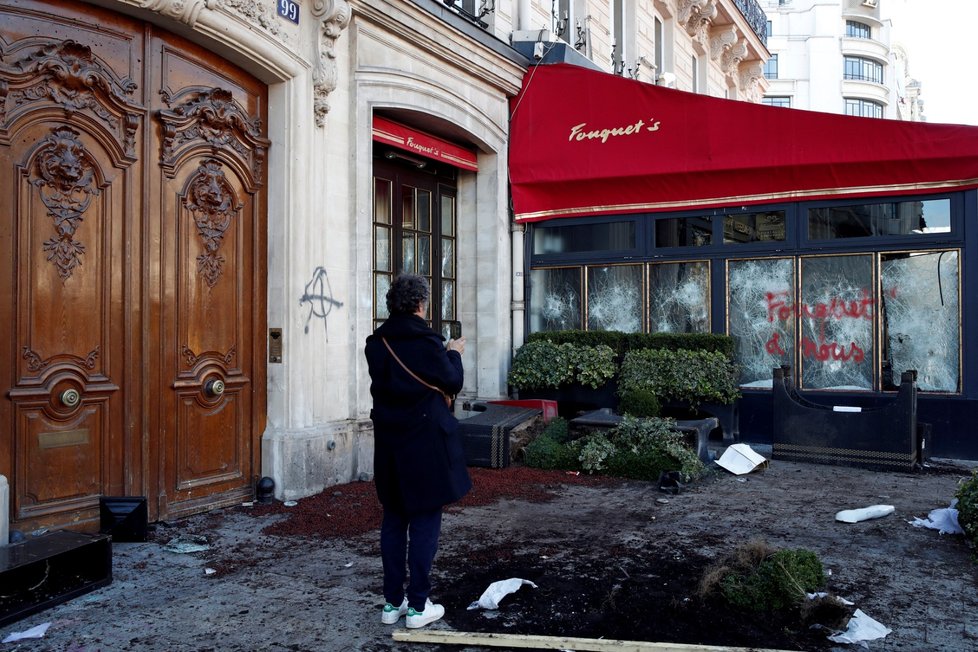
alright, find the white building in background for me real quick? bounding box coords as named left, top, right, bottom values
left=761, top=0, right=921, bottom=120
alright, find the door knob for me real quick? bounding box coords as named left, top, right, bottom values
left=60, top=388, right=81, bottom=407
left=204, top=379, right=226, bottom=397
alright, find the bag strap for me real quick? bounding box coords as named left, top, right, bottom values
left=381, top=337, right=452, bottom=402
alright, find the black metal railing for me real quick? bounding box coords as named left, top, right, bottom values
left=733, top=0, right=768, bottom=45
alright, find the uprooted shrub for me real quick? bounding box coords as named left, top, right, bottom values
left=521, top=417, right=579, bottom=471
left=698, top=540, right=828, bottom=613
left=522, top=415, right=704, bottom=482
left=956, top=469, right=978, bottom=555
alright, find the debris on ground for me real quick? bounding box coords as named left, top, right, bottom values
left=715, top=444, right=768, bottom=475
left=910, top=499, right=964, bottom=534
left=467, top=578, right=538, bottom=610
left=826, top=609, right=892, bottom=645
left=163, top=534, right=210, bottom=553
left=835, top=505, right=895, bottom=523
left=2, top=622, right=50, bottom=643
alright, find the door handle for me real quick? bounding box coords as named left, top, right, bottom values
left=204, top=378, right=226, bottom=397
left=60, top=388, right=81, bottom=407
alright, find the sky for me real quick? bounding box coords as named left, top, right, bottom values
left=883, top=0, right=978, bottom=125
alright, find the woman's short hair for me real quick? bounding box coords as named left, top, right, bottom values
left=386, top=274, right=430, bottom=315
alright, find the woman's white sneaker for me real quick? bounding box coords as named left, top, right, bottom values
left=381, top=598, right=408, bottom=624
left=405, top=599, right=445, bottom=628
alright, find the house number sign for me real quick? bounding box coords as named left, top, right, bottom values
left=277, top=0, right=299, bottom=24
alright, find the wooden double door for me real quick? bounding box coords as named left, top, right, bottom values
left=0, top=0, right=268, bottom=531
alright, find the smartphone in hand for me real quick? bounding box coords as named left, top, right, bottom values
left=449, top=322, right=462, bottom=340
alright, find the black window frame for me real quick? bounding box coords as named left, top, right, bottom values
left=845, top=20, right=871, bottom=39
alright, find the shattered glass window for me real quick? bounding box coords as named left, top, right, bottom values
left=727, top=258, right=795, bottom=387
left=881, top=250, right=960, bottom=392
left=529, top=267, right=582, bottom=332
left=799, top=255, right=874, bottom=390
left=586, top=265, right=644, bottom=332
left=649, top=261, right=710, bottom=333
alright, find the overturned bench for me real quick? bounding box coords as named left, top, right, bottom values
left=772, top=366, right=926, bottom=471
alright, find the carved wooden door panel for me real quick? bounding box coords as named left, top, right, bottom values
left=148, top=36, right=268, bottom=520
left=0, top=0, right=267, bottom=530
left=0, top=12, right=144, bottom=530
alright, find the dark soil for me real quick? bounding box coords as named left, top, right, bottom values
left=231, top=459, right=978, bottom=650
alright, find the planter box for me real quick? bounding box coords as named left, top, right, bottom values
left=0, top=530, right=112, bottom=627
left=459, top=404, right=540, bottom=468
left=516, top=381, right=618, bottom=418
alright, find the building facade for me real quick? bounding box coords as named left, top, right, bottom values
left=761, top=0, right=921, bottom=120
left=0, top=0, right=777, bottom=533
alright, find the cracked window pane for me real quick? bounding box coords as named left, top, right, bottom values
left=728, top=258, right=794, bottom=387
left=881, top=250, right=960, bottom=392
left=587, top=265, right=643, bottom=333
left=649, top=261, right=710, bottom=333
left=799, top=255, right=874, bottom=390
left=529, top=267, right=582, bottom=332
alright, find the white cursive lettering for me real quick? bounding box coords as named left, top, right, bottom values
left=568, top=119, right=661, bottom=143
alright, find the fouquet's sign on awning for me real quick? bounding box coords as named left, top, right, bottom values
left=508, top=63, right=978, bottom=222
left=373, top=116, right=478, bottom=171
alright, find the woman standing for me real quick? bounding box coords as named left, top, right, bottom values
left=364, top=274, right=471, bottom=628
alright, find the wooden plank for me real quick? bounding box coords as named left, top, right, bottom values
left=392, top=629, right=797, bottom=652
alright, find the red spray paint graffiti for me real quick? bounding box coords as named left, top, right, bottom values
left=762, top=288, right=891, bottom=363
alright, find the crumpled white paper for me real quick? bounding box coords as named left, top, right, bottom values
left=827, top=609, right=892, bottom=646
left=467, top=578, right=538, bottom=610
left=910, top=499, right=964, bottom=535
left=2, top=622, right=51, bottom=643
left=835, top=505, right=894, bottom=523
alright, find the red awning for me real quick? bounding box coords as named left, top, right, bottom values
left=373, top=116, right=478, bottom=171
left=509, top=64, right=978, bottom=222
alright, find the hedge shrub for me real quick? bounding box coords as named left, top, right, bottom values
left=618, top=348, right=741, bottom=406
left=527, top=329, right=734, bottom=358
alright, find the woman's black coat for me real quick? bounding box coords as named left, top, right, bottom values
left=364, top=313, right=471, bottom=514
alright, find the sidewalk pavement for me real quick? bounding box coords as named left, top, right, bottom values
left=1, top=503, right=443, bottom=652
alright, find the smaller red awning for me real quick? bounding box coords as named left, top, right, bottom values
left=372, top=116, right=478, bottom=171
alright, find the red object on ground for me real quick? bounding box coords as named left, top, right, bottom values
left=488, top=399, right=558, bottom=423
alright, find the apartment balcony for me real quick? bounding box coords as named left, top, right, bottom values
left=841, top=36, right=889, bottom=62
left=841, top=78, right=889, bottom=106
left=731, top=0, right=769, bottom=45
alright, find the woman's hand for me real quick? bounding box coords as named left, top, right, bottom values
left=447, top=336, right=466, bottom=354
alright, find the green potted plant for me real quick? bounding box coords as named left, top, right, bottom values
left=618, top=348, right=741, bottom=442
left=508, top=340, right=617, bottom=415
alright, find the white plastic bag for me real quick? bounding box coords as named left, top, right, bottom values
left=910, top=499, right=964, bottom=535
left=467, top=578, right=538, bottom=610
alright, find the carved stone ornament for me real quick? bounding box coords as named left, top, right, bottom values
left=134, top=0, right=213, bottom=25
left=721, top=39, right=748, bottom=75
left=739, top=62, right=765, bottom=104
left=184, top=159, right=241, bottom=288
left=710, top=25, right=739, bottom=62
left=0, top=40, right=142, bottom=158
left=311, top=0, right=351, bottom=128
left=29, top=127, right=101, bottom=281
left=678, top=0, right=717, bottom=42
left=159, top=88, right=270, bottom=186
